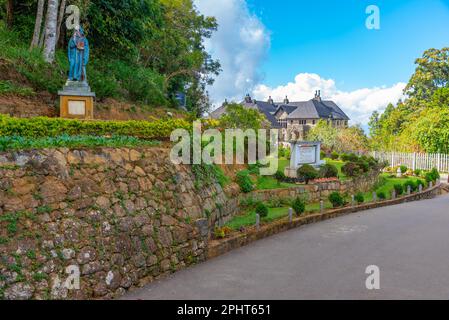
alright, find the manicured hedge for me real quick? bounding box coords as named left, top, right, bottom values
left=0, top=115, right=191, bottom=139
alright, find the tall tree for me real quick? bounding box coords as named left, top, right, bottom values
left=30, top=0, right=46, bottom=49
left=55, top=0, right=65, bottom=43
left=6, top=0, right=13, bottom=28
left=43, top=0, right=58, bottom=62
left=405, top=47, right=449, bottom=100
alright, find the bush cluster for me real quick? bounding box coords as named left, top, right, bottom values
left=354, top=192, right=365, bottom=204
left=255, top=203, right=269, bottom=218
left=292, top=197, right=306, bottom=216
left=236, top=170, right=254, bottom=193
left=319, top=164, right=339, bottom=178
left=340, top=154, right=378, bottom=177
left=425, top=168, right=440, bottom=183
left=0, top=115, right=191, bottom=140
left=297, top=164, right=319, bottom=184
left=329, top=192, right=345, bottom=208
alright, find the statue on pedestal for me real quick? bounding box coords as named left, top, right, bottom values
left=68, top=26, right=89, bottom=82
left=58, top=24, right=95, bottom=119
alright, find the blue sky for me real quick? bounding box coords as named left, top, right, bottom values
left=195, top=0, right=449, bottom=125
left=248, top=0, right=449, bottom=91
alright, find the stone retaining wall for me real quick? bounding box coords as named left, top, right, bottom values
left=240, top=169, right=381, bottom=204
left=0, top=147, right=234, bottom=300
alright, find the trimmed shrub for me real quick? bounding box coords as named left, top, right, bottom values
left=424, top=168, right=439, bottom=184
left=274, top=170, right=286, bottom=182
left=393, top=184, right=404, bottom=195
left=330, top=151, right=339, bottom=160
left=342, top=162, right=361, bottom=177
left=414, top=169, right=422, bottom=177
left=348, top=153, right=359, bottom=162
left=416, top=179, right=425, bottom=189
left=319, top=164, right=339, bottom=178
left=354, top=192, right=364, bottom=204
left=404, top=180, right=417, bottom=192
left=292, top=197, right=306, bottom=216
left=340, top=153, right=350, bottom=162
left=0, top=114, right=190, bottom=140
left=297, top=164, right=318, bottom=184
left=376, top=191, right=386, bottom=200
left=356, top=159, right=370, bottom=173
left=329, top=192, right=345, bottom=208
left=400, top=165, right=408, bottom=174
left=255, top=203, right=269, bottom=218
left=236, top=170, right=254, bottom=193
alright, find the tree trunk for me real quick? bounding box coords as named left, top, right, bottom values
left=38, top=1, right=49, bottom=48
left=43, top=0, right=59, bottom=63
left=30, top=0, right=46, bottom=49
left=6, top=0, right=14, bottom=28
left=55, top=0, right=66, bottom=44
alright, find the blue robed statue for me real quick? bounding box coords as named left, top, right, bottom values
left=68, top=26, right=89, bottom=82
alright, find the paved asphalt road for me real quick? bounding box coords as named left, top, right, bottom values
left=123, top=194, right=449, bottom=300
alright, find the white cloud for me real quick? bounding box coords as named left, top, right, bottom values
left=194, top=0, right=270, bottom=104
left=253, top=73, right=406, bottom=126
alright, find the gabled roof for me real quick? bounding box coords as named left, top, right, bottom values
left=274, top=104, right=297, bottom=117
left=286, top=99, right=350, bottom=121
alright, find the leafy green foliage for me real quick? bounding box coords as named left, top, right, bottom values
left=354, top=192, right=364, bottom=204
left=393, top=184, right=404, bottom=195
left=0, top=134, right=159, bottom=151
left=297, top=164, right=318, bottom=184
left=236, top=170, right=254, bottom=193
left=319, top=164, right=339, bottom=178
left=0, top=114, right=190, bottom=139
left=341, top=162, right=361, bottom=177
left=376, top=191, right=387, bottom=200
left=292, top=197, right=305, bottom=216
left=255, top=203, right=269, bottom=218
left=219, top=103, right=267, bottom=130
left=330, top=151, right=339, bottom=160
left=404, top=180, right=417, bottom=192
left=329, top=192, right=345, bottom=208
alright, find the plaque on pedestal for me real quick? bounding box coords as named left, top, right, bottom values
left=58, top=81, right=95, bottom=119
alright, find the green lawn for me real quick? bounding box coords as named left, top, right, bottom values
left=225, top=202, right=335, bottom=230
left=256, top=175, right=297, bottom=190
left=228, top=173, right=428, bottom=231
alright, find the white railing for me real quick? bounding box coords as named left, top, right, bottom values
left=371, top=151, right=449, bottom=173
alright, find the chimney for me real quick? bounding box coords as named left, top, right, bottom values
left=267, top=96, right=274, bottom=104
left=283, top=95, right=289, bottom=104
left=244, top=94, right=252, bottom=103
left=223, top=99, right=228, bottom=106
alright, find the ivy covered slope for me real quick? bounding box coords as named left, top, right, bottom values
left=0, top=0, right=220, bottom=117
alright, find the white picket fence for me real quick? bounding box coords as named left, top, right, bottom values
left=371, top=151, right=449, bottom=173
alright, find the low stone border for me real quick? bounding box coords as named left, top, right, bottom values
left=207, top=183, right=443, bottom=259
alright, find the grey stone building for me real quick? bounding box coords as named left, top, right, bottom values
left=210, top=90, right=350, bottom=142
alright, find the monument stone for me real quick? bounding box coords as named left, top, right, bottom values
left=285, top=141, right=325, bottom=178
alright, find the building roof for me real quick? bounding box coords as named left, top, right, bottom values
left=286, top=99, right=350, bottom=121
left=209, top=94, right=349, bottom=127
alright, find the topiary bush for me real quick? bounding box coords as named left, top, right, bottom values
left=376, top=191, right=386, bottom=200
left=354, top=192, right=364, bottom=204
left=274, top=170, right=286, bottom=182
left=403, top=180, right=417, bottom=192
left=319, top=164, right=339, bottom=178
left=297, top=164, right=318, bottom=184
left=342, top=162, right=361, bottom=177
left=236, top=170, right=254, bottom=193
left=393, top=184, right=404, bottom=195
left=292, top=197, right=306, bottom=216
left=329, top=192, right=345, bottom=208
left=400, top=165, right=408, bottom=174
left=330, top=151, right=339, bottom=160
left=255, top=203, right=269, bottom=218
left=340, top=153, right=350, bottom=161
